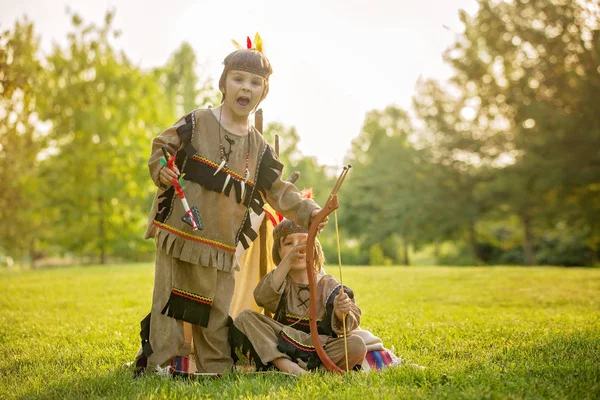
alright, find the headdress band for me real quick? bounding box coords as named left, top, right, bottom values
left=227, top=33, right=269, bottom=78
left=273, top=222, right=308, bottom=241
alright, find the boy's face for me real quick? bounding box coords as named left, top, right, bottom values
left=223, top=70, right=265, bottom=117
left=278, top=232, right=308, bottom=272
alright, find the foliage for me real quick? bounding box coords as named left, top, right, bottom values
left=440, top=0, right=600, bottom=265
left=34, top=11, right=176, bottom=263
left=158, top=42, right=220, bottom=115
left=263, top=121, right=336, bottom=208
left=343, top=107, right=428, bottom=263
left=0, top=18, right=46, bottom=267
left=0, top=11, right=218, bottom=265
left=1, top=0, right=599, bottom=266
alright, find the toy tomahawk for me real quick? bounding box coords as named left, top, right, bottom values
left=160, top=146, right=203, bottom=230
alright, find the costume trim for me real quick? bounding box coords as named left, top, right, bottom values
left=278, top=330, right=315, bottom=353
left=284, top=314, right=311, bottom=323
left=281, top=314, right=324, bottom=335
left=180, top=147, right=253, bottom=205
left=134, top=313, right=153, bottom=376
left=276, top=331, right=321, bottom=370
left=153, top=114, right=192, bottom=226
left=161, top=287, right=213, bottom=327
left=234, top=144, right=283, bottom=249
left=256, top=145, right=284, bottom=195
left=153, top=220, right=236, bottom=252
left=191, top=155, right=257, bottom=186
left=154, top=110, right=284, bottom=251
left=176, top=114, right=194, bottom=144
left=321, top=284, right=355, bottom=337
left=273, top=289, right=326, bottom=334
left=273, top=223, right=308, bottom=241
left=229, top=317, right=269, bottom=371
left=170, top=287, right=212, bottom=305
left=174, top=113, right=279, bottom=209
left=226, top=64, right=269, bottom=78
left=140, top=313, right=153, bottom=357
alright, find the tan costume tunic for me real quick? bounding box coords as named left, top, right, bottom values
left=141, top=109, right=319, bottom=373
left=146, top=109, right=317, bottom=271
left=232, top=271, right=367, bottom=371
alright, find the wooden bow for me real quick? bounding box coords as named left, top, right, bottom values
left=305, top=165, right=352, bottom=374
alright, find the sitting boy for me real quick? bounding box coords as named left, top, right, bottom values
left=231, top=219, right=367, bottom=375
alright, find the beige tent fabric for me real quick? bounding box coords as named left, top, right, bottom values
left=231, top=209, right=277, bottom=318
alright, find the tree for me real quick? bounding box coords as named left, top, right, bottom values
left=0, top=18, right=46, bottom=267
left=342, top=106, right=435, bottom=265
left=263, top=122, right=335, bottom=207
left=413, top=79, right=496, bottom=264
left=36, top=11, right=174, bottom=263
left=158, top=42, right=219, bottom=116
left=444, top=0, right=600, bottom=265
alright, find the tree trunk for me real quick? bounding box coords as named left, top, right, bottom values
left=402, top=236, right=410, bottom=266
left=29, top=238, right=37, bottom=270
left=589, top=225, right=599, bottom=267
left=433, top=242, right=441, bottom=261
left=468, top=220, right=481, bottom=264
left=521, top=213, right=536, bottom=266
left=98, top=197, right=106, bottom=264
left=97, top=165, right=107, bottom=265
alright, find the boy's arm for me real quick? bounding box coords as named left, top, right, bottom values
left=255, top=240, right=305, bottom=313
left=148, top=117, right=186, bottom=188
left=254, top=271, right=287, bottom=314
left=263, top=147, right=320, bottom=229
left=265, top=176, right=320, bottom=229
left=332, top=292, right=361, bottom=335
left=322, top=279, right=361, bottom=336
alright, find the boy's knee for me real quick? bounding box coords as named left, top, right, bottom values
left=233, top=309, right=259, bottom=327
left=347, top=335, right=367, bottom=364
left=236, top=309, right=252, bottom=319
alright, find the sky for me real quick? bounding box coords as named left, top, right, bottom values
left=1, top=0, right=479, bottom=166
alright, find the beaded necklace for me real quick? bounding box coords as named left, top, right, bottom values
left=215, top=107, right=250, bottom=200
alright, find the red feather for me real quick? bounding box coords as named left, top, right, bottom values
left=173, top=180, right=185, bottom=199
left=301, top=188, right=314, bottom=199
left=167, top=151, right=177, bottom=169
left=246, top=36, right=252, bottom=49
left=264, top=209, right=278, bottom=227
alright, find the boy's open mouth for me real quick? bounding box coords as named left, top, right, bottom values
left=236, top=96, right=250, bottom=107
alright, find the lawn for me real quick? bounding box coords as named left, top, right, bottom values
left=1, top=264, right=599, bottom=399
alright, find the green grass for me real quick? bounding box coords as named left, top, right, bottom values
left=1, top=264, right=599, bottom=399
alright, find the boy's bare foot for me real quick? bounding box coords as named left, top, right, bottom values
left=272, top=357, right=309, bottom=376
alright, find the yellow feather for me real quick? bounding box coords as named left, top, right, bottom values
left=231, top=39, right=242, bottom=50
left=254, top=32, right=263, bottom=53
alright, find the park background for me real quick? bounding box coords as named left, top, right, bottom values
left=1, top=1, right=599, bottom=398
left=1, top=0, right=599, bottom=269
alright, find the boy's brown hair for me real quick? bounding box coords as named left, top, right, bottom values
left=219, top=49, right=272, bottom=105
left=272, top=219, right=325, bottom=272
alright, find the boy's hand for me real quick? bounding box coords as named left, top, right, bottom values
left=309, top=209, right=328, bottom=233
left=333, top=291, right=352, bottom=320
left=159, top=165, right=180, bottom=187
left=279, top=241, right=307, bottom=270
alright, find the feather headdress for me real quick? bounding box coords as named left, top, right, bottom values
left=232, top=33, right=264, bottom=53
left=225, top=33, right=271, bottom=78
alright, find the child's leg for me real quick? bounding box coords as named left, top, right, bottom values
left=325, top=334, right=367, bottom=370
left=147, top=249, right=188, bottom=369
left=192, top=269, right=235, bottom=373
left=233, top=310, right=295, bottom=369
left=272, top=357, right=309, bottom=375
